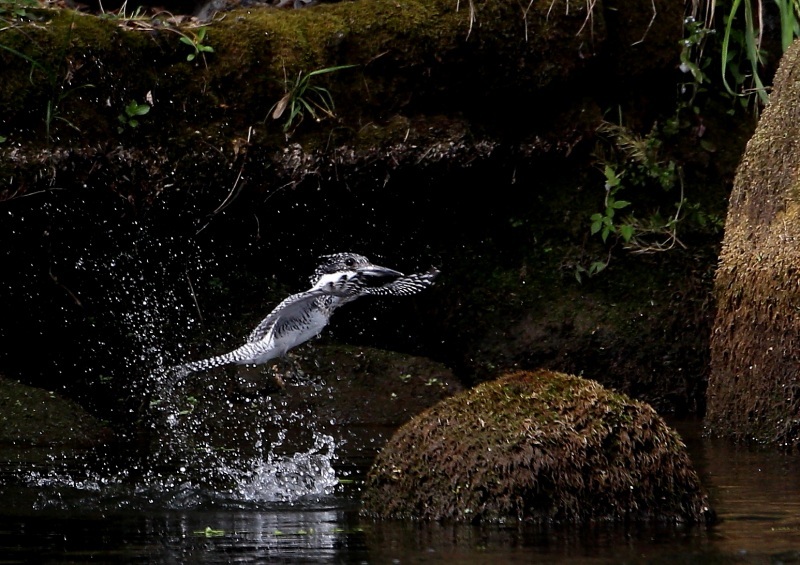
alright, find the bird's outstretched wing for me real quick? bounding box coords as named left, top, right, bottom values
left=172, top=259, right=439, bottom=377
left=173, top=289, right=332, bottom=377
left=361, top=268, right=440, bottom=297
left=247, top=288, right=330, bottom=343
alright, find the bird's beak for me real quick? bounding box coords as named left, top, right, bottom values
left=358, top=264, right=404, bottom=280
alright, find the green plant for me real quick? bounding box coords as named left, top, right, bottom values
left=720, top=0, right=769, bottom=106
left=0, top=13, right=94, bottom=141
left=194, top=527, right=225, bottom=537
left=713, top=0, right=800, bottom=109
left=45, top=80, right=94, bottom=140
left=268, top=64, right=357, bottom=133
left=679, top=15, right=714, bottom=90
left=98, top=0, right=148, bottom=21
left=117, top=99, right=151, bottom=133
left=576, top=165, right=633, bottom=280
left=590, top=165, right=633, bottom=245
left=579, top=119, right=695, bottom=281
left=178, top=26, right=214, bottom=63
left=0, top=0, right=38, bottom=20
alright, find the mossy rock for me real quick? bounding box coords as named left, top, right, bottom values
left=0, top=374, right=112, bottom=448
left=361, top=370, right=713, bottom=524
left=706, top=39, right=800, bottom=445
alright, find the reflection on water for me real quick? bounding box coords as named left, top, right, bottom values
left=0, top=506, right=365, bottom=563
left=2, top=419, right=800, bottom=564
left=675, top=419, right=800, bottom=562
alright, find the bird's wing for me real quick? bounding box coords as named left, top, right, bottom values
left=360, top=268, right=440, bottom=297
left=246, top=288, right=329, bottom=343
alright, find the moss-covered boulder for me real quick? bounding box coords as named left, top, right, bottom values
left=706, top=39, right=800, bottom=446
left=361, top=370, right=713, bottom=523
left=0, top=374, right=112, bottom=449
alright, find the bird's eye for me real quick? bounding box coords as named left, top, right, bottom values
left=345, top=257, right=355, bottom=267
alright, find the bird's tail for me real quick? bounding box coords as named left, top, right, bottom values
left=170, top=338, right=274, bottom=378
left=173, top=351, right=236, bottom=377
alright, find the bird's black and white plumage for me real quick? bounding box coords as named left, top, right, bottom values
left=175, top=253, right=439, bottom=375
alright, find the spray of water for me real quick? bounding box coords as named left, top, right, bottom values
left=18, top=216, right=346, bottom=510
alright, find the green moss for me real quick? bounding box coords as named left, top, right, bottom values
left=0, top=374, right=111, bottom=447
left=0, top=0, right=605, bottom=146
left=361, top=370, right=713, bottom=523
left=0, top=9, right=165, bottom=142
left=707, top=38, right=800, bottom=446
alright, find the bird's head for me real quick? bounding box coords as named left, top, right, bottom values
left=310, top=252, right=404, bottom=294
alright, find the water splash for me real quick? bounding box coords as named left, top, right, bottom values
left=1, top=195, right=350, bottom=513
left=21, top=429, right=342, bottom=511
left=225, top=432, right=340, bottom=504
left=13, top=231, right=345, bottom=512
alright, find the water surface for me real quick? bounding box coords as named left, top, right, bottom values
left=1, top=419, right=799, bottom=563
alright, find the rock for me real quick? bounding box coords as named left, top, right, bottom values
left=361, top=370, right=713, bottom=523
left=290, top=344, right=462, bottom=426
left=707, top=38, right=800, bottom=446
left=0, top=374, right=113, bottom=449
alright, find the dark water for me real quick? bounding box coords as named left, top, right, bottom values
left=1, top=419, right=800, bottom=564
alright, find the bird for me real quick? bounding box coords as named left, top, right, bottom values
left=174, top=252, right=439, bottom=376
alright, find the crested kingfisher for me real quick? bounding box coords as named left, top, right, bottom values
left=175, top=253, right=439, bottom=375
